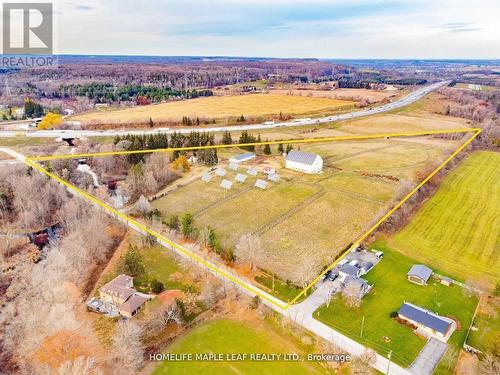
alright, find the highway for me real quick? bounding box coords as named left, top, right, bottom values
left=0, top=81, right=448, bottom=139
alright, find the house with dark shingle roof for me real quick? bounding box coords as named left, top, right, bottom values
left=285, top=150, right=323, bottom=173
left=398, top=302, right=456, bottom=341
left=339, top=264, right=361, bottom=279
left=407, top=264, right=433, bottom=285
left=119, top=294, right=149, bottom=318
left=96, top=274, right=149, bottom=318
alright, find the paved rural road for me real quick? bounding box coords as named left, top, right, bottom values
left=0, top=81, right=448, bottom=139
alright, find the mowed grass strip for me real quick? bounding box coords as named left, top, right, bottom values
left=73, top=93, right=355, bottom=124
left=152, top=171, right=249, bottom=217
left=152, top=319, right=329, bottom=375
left=196, top=182, right=319, bottom=246
left=389, top=151, right=500, bottom=287
left=262, top=190, right=382, bottom=278
left=314, top=244, right=478, bottom=367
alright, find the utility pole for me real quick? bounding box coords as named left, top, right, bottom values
left=386, top=350, right=392, bottom=375
left=360, top=316, right=365, bottom=338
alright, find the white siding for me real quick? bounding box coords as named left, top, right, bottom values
left=285, top=155, right=323, bottom=173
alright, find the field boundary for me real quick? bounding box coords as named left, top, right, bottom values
left=24, top=128, right=481, bottom=310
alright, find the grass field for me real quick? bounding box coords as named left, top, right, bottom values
left=151, top=139, right=460, bottom=285
left=72, top=93, right=355, bottom=125
left=314, top=244, right=478, bottom=367
left=387, top=151, right=500, bottom=288
left=134, top=246, right=187, bottom=291
left=152, top=319, right=330, bottom=375
left=270, top=88, right=398, bottom=102
left=467, top=302, right=500, bottom=353
left=453, top=83, right=497, bottom=92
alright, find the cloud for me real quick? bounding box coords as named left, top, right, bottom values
left=75, top=5, right=94, bottom=11
left=54, top=0, right=500, bottom=58
left=442, top=23, right=481, bottom=33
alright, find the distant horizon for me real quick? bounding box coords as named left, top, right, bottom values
left=53, top=54, right=500, bottom=62
left=18, top=0, right=498, bottom=59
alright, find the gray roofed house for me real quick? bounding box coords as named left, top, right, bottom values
left=229, top=162, right=239, bottom=171
left=92, top=274, right=150, bottom=319
left=285, top=150, right=323, bottom=174
left=344, top=276, right=372, bottom=297
left=99, top=274, right=135, bottom=305
left=230, top=153, right=256, bottom=163
left=398, top=302, right=455, bottom=339
left=201, top=173, right=212, bottom=182
left=119, top=294, right=149, bottom=318
left=407, top=264, right=433, bottom=285
left=339, top=264, right=361, bottom=279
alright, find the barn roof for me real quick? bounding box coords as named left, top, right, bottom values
left=407, top=264, right=433, bottom=282
left=399, top=302, right=452, bottom=335
left=286, top=150, right=319, bottom=165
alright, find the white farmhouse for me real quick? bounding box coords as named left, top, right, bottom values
left=285, top=150, right=323, bottom=174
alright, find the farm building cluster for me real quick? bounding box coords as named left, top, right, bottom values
left=202, top=150, right=323, bottom=191
left=202, top=152, right=285, bottom=191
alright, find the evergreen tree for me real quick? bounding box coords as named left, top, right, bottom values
left=222, top=131, right=232, bottom=145
left=285, top=144, right=293, bottom=153
left=263, top=142, right=271, bottom=155
left=181, top=213, right=195, bottom=238
left=277, top=143, right=284, bottom=154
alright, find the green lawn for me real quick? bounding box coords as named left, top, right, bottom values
left=388, top=151, right=500, bottom=288
left=152, top=319, right=330, bottom=375
left=467, top=309, right=500, bottom=353
left=254, top=272, right=307, bottom=303
left=134, top=246, right=188, bottom=292
left=314, top=244, right=478, bottom=367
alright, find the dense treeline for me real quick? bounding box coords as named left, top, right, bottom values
left=23, top=98, right=44, bottom=118
left=239, top=130, right=260, bottom=152
left=379, top=78, right=427, bottom=85
left=113, top=131, right=218, bottom=166
left=58, top=83, right=213, bottom=103
left=437, top=87, right=500, bottom=146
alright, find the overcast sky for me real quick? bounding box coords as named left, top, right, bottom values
left=49, top=0, right=500, bottom=58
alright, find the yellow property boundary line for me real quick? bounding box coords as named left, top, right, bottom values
left=28, top=127, right=476, bottom=161
left=24, top=128, right=481, bottom=309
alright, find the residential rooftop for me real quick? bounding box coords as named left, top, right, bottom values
left=398, top=302, right=452, bottom=335
left=407, top=264, right=433, bottom=283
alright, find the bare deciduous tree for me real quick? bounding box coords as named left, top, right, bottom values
left=342, top=281, right=363, bottom=308
left=235, top=234, right=264, bottom=271
left=479, top=353, right=500, bottom=375
left=113, top=322, right=145, bottom=372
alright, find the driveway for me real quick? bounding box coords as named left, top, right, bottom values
left=408, top=338, right=448, bottom=375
